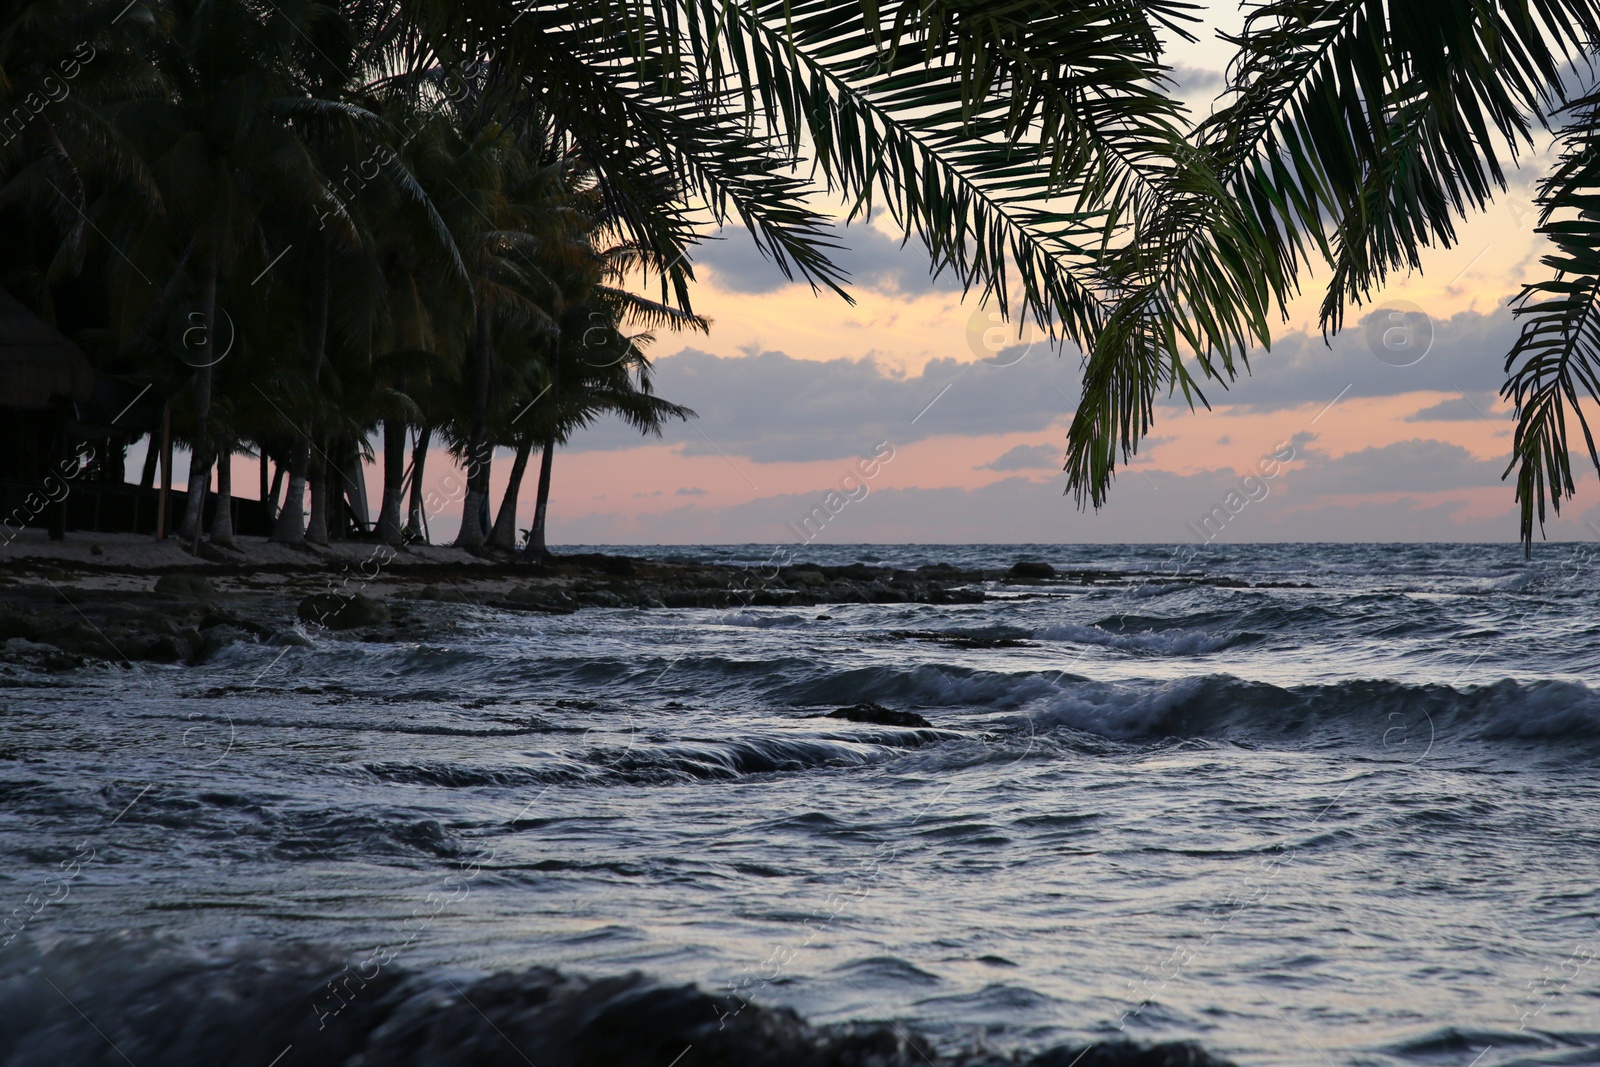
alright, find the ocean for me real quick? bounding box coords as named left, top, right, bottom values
left=2, top=543, right=1598, bottom=1066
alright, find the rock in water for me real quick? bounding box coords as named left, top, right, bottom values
left=298, top=593, right=389, bottom=630
left=1007, top=560, right=1056, bottom=580
left=154, top=573, right=215, bottom=599
left=827, top=702, right=932, bottom=728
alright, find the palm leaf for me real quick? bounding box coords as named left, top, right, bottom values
left=1504, top=87, right=1600, bottom=551
left=1063, top=0, right=1600, bottom=509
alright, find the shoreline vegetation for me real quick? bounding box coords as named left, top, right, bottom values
left=0, top=533, right=1308, bottom=669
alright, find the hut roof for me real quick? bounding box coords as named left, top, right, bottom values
left=0, top=286, right=94, bottom=410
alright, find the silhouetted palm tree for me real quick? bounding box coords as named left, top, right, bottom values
left=30, top=0, right=1600, bottom=550
left=108, top=0, right=331, bottom=542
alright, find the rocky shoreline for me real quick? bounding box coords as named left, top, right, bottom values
left=0, top=538, right=1306, bottom=669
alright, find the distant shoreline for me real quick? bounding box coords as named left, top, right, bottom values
left=0, top=532, right=1327, bottom=670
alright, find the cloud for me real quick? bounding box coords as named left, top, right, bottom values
left=555, top=464, right=1563, bottom=546
left=692, top=221, right=967, bottom=298
left=1403, top=393, right=1508, bottom=422
left=559, top=303, right=1534, bottom=469
left=554, top=433, right=1598, bottom=545
left=1287, top=438, right=1506, bottom=494
left=1158, top=304, right=1520, bottom=414
left=675, top=486, right=708, bottom=496
left=567, top=345, right=1084, bottom=463
left=567, top=305, right=1532, bottom=470
left=554, top=294, right=1544, bottom=485
left=979, top=443, right=1060, bottom=471
left=1170, top=64, right=1225, bottom=93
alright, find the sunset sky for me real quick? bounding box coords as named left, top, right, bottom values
left=515, top=193, right=1590, bottom=546
left=182, top=4, right=1600, bottom=547
left=503, top=0, right=1597, bottom=551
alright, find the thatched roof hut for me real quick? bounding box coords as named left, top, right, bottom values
left=0, top=286, right=94, bottom=410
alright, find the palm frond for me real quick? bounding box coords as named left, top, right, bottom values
left=1063, top=0, right=1600, bottom=508
left=1504, top=87, right=1600, bottom=551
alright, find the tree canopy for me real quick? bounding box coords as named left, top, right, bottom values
left=7, top=0, right=1600, bottom=549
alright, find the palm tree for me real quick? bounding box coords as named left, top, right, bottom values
left=490, top=179, right=705, bottom=554
left=394, top=0, right=1185, bottom=335
left=516, top=303, right=695, bottom=558
left=102, top=0, right=354, bottom=546
left=1048, top=0, right=1600, bottom=554
left=405, top=105, right=567, bottom=550
left=0, top=0, right=159, bottom=270
left=394, top=0, right=1600, bottom=553
left=75, top=0, right=1600, bottom=552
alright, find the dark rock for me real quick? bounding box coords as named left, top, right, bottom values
left=501, top=586, right=578, bottom=613
left=0, top=941, right=1237, bottom=1067
left=154, top=573, right=214, bottom=599
left=200, top=607, right=274, bottom=639
left=561, top=552, right=635, bottom=576
left=0, top=607, right=42, bottom=643
left=44, top=621, right=112, bottom=659
left=199, top=624, right=250, bottom=662
left=297, top=593, right=389, bottom=630
left=826, top=702, right=932, bottom=728
left=1007, top=560, right=1056, bottom=580
left=1028, top=1041, right=1232, bottom=1066
left=176, top=627, right=204, bottom=660
left=1, top=637, right=82, bottom=671
left=125, top=632, right=188, bottom=663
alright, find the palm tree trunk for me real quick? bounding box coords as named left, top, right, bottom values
left=334, top=440, right=366, bottom=538
left=157, top=405, right=172, bottom=539
left=329, top=446, right=350, bottom=541
left=272, top=440, right=309, bottom=542
left=489, top=435, right=534, bottom=551
left=271, top=244, right=328, bottom=544
left=267, top=457, right=285, bottom=520
left=210, top=445, right=234, bottom=545
left=259, top=450, right=270, bottom=513
left=139, top=434, right=159, bottom=491
left=528, top=435, right=556, bottom=560
left=181, top=450, right=209, bottom=544
left=379, top=419, right=406, bottom=546
left=179, top=249, right=220, bottom=543
left=407, top=424, right=431, bottom=541
left=455, top=304, right=493, bottom=550
left=306, top=441, right=329, bottom=545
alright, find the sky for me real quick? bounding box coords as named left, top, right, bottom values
left=188, top=3, right=1600, bottom=547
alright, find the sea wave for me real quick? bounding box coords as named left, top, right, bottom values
left=782, top=665, right=1600, bottom=749
left=0, top=938, right=1231, bottom=1067
left=1031, top=622, right=1247, bottom=656
left=1026, top=675, right=1600, bottom=747
left=362, top=731, right=948, bottom=789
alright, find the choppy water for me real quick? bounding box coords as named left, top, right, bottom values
left=3, top=543, right=1599, bottom=1066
